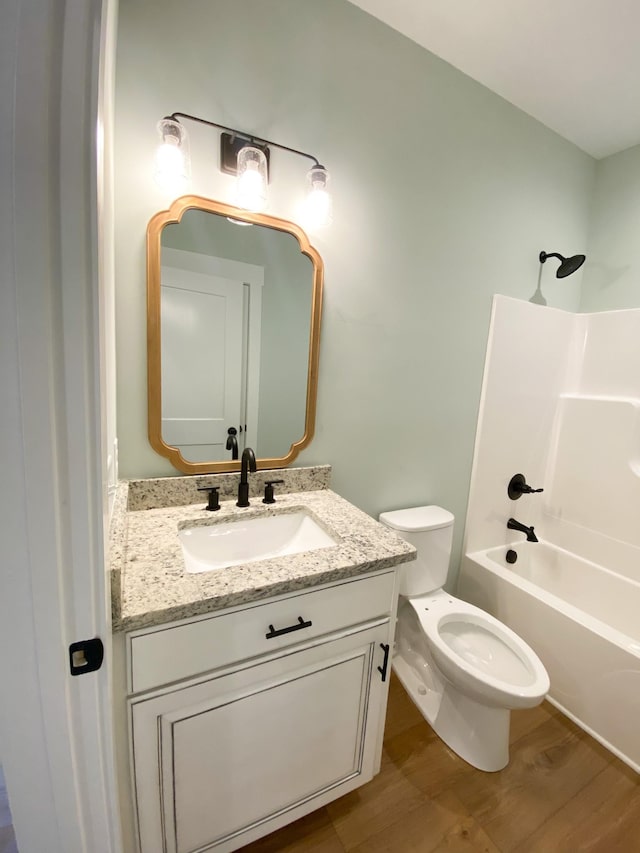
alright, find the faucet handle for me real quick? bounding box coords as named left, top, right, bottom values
left=263, top=479, right=285, bottom=504
left=508, top=473, right=544, bottom=500
left=197, top=486, right=220, bottom=511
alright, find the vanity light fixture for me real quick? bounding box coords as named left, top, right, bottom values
left=154, top=112, right=332, bottom=227
left=235, top=145, right=268, bottom=212
left=539, top=250, right=586, bottom=278
left=154, top=117, right=191, bottom=195
left=301, top=165, right=333, bottom=230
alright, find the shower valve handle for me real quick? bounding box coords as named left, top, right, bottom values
left=508, top=473, right=544, bottom=500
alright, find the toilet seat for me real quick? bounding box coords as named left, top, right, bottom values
left=408, top=592, right=549, bottom=709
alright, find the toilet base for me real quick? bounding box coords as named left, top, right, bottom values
left=393, top=653, right=510, bottom=772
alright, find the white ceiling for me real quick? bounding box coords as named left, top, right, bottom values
left=347, top=0, right=640, bottom=159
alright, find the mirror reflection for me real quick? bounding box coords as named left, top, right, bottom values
left=147, top=197, right=323, bottom=474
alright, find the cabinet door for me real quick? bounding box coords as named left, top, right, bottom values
left=131, top=622, right=390, bottom=853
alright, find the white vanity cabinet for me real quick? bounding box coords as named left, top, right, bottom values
left=127, top=570, right=398, bottom=853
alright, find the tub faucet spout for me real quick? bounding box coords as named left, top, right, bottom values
left=507, top=517, right=538, bottom=543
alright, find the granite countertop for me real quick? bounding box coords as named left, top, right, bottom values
left=111, top=482, right=415, bottom=633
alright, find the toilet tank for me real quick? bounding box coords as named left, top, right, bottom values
left=379, top=506, right=454, bottom=596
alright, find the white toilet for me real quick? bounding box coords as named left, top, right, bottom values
left=379, top=505, right=549, bottom=772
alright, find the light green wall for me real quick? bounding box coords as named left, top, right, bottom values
left=581, top=143, right=640, bottom=312
left=114, top=0, right=594, bottom=575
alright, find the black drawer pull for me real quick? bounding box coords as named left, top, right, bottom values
left=265, top=616, right=312, bottom=639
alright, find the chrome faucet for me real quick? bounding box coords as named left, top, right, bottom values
left=236, top=447, right=257, bottom=507
left=507, top=518, right=538, bottom=543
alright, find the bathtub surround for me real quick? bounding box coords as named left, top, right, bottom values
left=462, top=297, right=575, bottom=556
left=460, top=295, right=640, bottom=770
left=463, top=296, right=640, bottom=571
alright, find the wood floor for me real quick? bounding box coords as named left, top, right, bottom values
left=241, top=673, right=640, bottom=853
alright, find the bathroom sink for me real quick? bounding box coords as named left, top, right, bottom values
left=179, top=511, right=338, bottom=573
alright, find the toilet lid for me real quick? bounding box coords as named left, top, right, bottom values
left=379, top=505, right=454, bottom=532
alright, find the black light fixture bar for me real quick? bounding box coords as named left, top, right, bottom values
left=168, top=111, right=324, bottom=172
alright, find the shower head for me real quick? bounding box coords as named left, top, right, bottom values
left=539, top=250, right=586, bottom=278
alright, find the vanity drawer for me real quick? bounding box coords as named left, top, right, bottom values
left=129, top=571, right=396, bottom=694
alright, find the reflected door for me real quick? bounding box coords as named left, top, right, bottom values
left=161, top=267, right=244, bottom=462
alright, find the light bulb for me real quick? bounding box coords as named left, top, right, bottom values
left=154, top=118, right=190, bottom=195
left=235, top=146, right=268, bottom=211
left=301, top=166, right=332, bottom=230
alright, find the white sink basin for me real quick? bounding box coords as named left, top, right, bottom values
left=179, top=511, right=338, bottom=574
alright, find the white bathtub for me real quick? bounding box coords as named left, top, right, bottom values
left=458, top=541, right=640, bottom=772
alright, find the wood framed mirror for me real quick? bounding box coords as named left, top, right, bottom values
left=147, top=195, right=323, bottom=474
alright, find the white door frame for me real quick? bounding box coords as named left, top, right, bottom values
left=0, top=1, right=121, bottom=851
